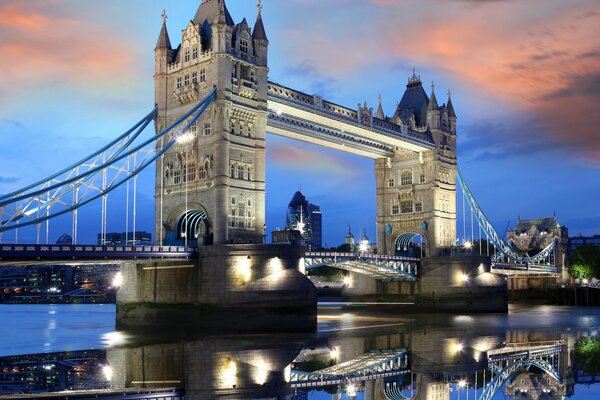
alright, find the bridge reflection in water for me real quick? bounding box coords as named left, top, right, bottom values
left=98, top=314, right=582, bottom=400
left=4, top=308, right=598, bottom=399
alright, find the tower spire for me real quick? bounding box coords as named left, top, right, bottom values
left=446, top=88, right=456, bottom=118
left=376, top=94, right=385, bottom=119
left=428, top=81, right=439, bottom=110
left=155, top=9, right=172, bottom=51
left=253, top=0, right=268, bottom=41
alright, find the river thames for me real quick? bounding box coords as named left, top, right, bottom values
left=2, top=304, right=600, bottom=399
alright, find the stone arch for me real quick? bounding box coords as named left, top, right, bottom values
left=165, top=202, right=212, bottom=246
left=395, top=231, right=427, bottom=257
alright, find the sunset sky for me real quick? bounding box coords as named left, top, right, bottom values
left=0, top=0, right=599, bottom=246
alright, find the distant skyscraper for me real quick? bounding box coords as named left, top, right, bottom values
left=285, top=191, right=322, bottom=250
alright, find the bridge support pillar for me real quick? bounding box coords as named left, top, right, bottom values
left=116, top=244, right=317, bottom=332
left=341, top=256, right=508, bottom=312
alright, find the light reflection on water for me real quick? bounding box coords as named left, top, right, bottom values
left=2, top=304, right=600, bottom=399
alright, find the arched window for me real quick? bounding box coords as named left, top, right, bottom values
left=401, top=200, right=414, bottom=214
left=230, top=163, right=235, bottom=178
left=246, top=166, right=251, bottom=181
left=238, top=165, right=245, bottom=180
left=198, top=164, right=207, bottom=180
left=401, top=171, right=413, bottom=186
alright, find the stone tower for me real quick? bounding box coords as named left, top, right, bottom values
left=375, top=72, right=457, bottom=256
left=154, top=0, right=269, bottom=245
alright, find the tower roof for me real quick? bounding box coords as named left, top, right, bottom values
left=252, top=9, right=268, bottom=41
left=376, top=94, right=385, bottom=119
left=447, top=91, right=457, bottom=118
left=155, top=16, right=172, bottom=51
left=397, top=70, right=430, bottom=126
left=193, top=0, right=235, bottom=26
left=514, top=217, right=559, bottom=233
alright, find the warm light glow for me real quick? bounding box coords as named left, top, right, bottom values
left=359, top=242, right=369, bottom=253
left=269, top=257, right=284, bottom=275
left=583, top=279, right=589, bottom=285
left=101, top=331, right=128, bottom=348
left=254, top=360, right=269, bottom=385
left=347, top=383, right=357, bottom=396
left=112, top=272, right=123, bottom=288
left=224, top=360, right=237, bottom=388
left=102, top=365, right=113, bottom=381
left=461, top=273, right=469, bottom=283
left=237, top=257, right=252, bottom=283
left=458, top=379, right=467, bottom=388
left=276, top=109, right=283, bottom=116
left=284, top=364, right=291, bottom=383
left=343, top=276, right=352, bottom=287
left=453, top=342, right=464, bottom=352
left=464, top=241, right=472, bottom=249
left=330, top=348, right=338, bottom=359
left=298, top=257, right=306, bottom=275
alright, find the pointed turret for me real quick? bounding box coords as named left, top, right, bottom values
left=376, top=95, right=385, bottom=119
left=396, top=68, right=429, bottom=127
left=252, top=0, right=268, bottom=41
left=447, top=89, right=456, bottom=118
left=155, top=11, right=172, bottom=51
left=428, top=82, right=439, bottom=111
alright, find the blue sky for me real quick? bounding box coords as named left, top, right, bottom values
left=0, top=0, right=599, bottom=245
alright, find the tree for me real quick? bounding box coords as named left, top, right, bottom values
left=569, top=245, right=600, bottom=278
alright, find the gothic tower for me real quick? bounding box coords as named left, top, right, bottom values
left=154, top=0, right=269, bottom=245
left=376, top=72, right=457, bottom=256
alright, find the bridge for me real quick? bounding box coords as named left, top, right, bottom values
left=0, top=0, right=563, bottom=320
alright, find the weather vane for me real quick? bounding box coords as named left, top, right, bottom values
left=161, top=9, right=167, bottom=24
left=257, top=0, right=263, bottom=13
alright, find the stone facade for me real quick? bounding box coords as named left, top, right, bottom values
left=154, top=0, right=268, bottom=245
left=376, top=77, right=457, bottom=256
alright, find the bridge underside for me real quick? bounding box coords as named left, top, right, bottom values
left=305, top=253, right=418, bottom=281
left=292, top=349, right=410, bottom=388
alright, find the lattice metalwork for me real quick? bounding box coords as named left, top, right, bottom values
left=457, top=170, right=557, bottom=273
left=291, top=349, right=410, bottom=388
left=0, top=89, right=216, bottom=244
left=304, top=252, right=419, bottom=281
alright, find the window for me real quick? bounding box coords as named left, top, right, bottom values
left=230, top=122, right=236, bottom=135
left=415, top=202, right=423, bottom=213
left=192, top=72, right=198, bottom=84
left=231, top=196, right=237, bottom=206
left=241, top=65, right=250, bottom=80
left=189, top=123, right=197, bottom=135
left=401, top=171, right=413, bottom=186
left=392, top=205, right=400, bottom=215
left=176, top=77, right=182, bottom=89
left=401, top=200, right=414, bottom=214
left=419, top=174, right=426, bottom=184
left=240, top=39, right=249, bottom=54
left=247, top=198, right=252, bottom=207
left=230, top=163, right=235, bottom=178
left=198, top=165, right=207, bottom=180
left=183, top=161, right=196, bottom=183
left=238, top=165, right=245, bottom=179
left=388, top=179, right=395, bottom=188
left=246, top=166, right=251, bottom=181
left=192, top=47, right=198, bottom=59
left=173, top=170, right=181, bottom=185
left=184, top=49, right=190, bottom=63
left=184, top=74, right=190, bottom=86
left=203, top=122, right=211, bottom=136
left=199, top=68, right=206, bottom=83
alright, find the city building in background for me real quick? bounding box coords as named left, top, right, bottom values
left=345, top=225, right=355, bottom=247
left=97, top=231, right=152, bottom=246
left=285, top=191, right=322, bottom=250
left=569, top=234, right=600, bottom=250
left=0, top=265, right=119, bottom=304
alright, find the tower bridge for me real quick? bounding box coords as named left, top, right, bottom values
left=0, top=0, right=564, bottom=322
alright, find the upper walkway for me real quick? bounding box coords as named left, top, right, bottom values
left=266, top=81, right=435, bottom=159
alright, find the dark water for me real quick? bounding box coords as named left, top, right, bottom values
left=2, top=304, right=600, bottom=399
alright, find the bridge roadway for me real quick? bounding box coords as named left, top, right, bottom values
left=305, top=252, right=419, bottom=281
left=0, top=388, right=183, bottom=400
left=266, top=81, right=435, bottom=159
left=0, top=244, right=197, bottom=266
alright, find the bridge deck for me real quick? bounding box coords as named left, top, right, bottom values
left=305, top=252, right=419, bottom=281
left=0, top=244, right=197, bottom=265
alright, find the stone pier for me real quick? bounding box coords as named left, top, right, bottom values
left=117, top=244, right=317, bottom=331
left=342, top=256, right=508, bottom=313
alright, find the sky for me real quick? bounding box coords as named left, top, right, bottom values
left=0, top=0, right=599, bottom=246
